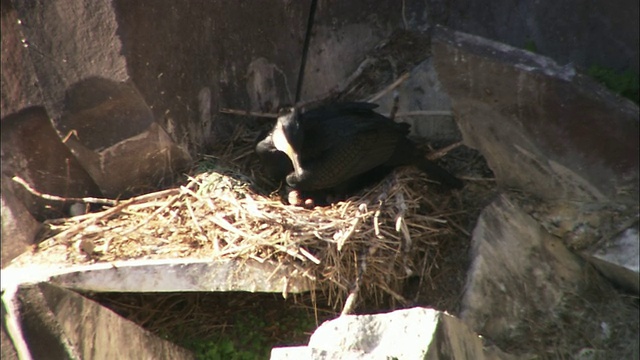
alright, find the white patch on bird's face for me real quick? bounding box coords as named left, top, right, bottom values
left=272, top=121, right=291, bottom=154
left=272, top=115, right=302, bottom=177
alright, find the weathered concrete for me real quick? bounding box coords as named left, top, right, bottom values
left=0, top=176, right=40, bottom=267
left=431, top=26, right=639, bottom=298
left=110, top=0, right=309, bottom=152
left=1, top=106, right=103, bottom=219
left=462, top=194, right=639, bottom=357
left=3, top=282, right=193, bottom=360
left=2, top=258, right=313, bottom=294
left=1, top=324, right=18, bottom=360
left=583, top=221, right=640, bottom=294
left=0, top=1, right=43, bottom=119
left=301, top=1, right=429, bottom=101
left=427, top=0, right=639, bottom=74
left=432, top=26, right=639, bottom=205
left=271, top=307, right=521, bottom=360
left=57, top=77, right=192, bottom=197
left=376, top=58, right=461, bottom=142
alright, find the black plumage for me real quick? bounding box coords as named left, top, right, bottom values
left=255, top=102, right=463, bottom=201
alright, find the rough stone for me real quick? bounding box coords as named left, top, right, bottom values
left=2, top=258, right=313, bottom=294
left=461, top=194, right=639, bottom=357
left=57, top=77, right=192, bottom=197
left=10, top=0, right=129, bottom=121
left=431, top=26, right=639, bottom=299
left=0, top=176, right=40, bottom=267
left=1, top=324, right=18, bottom=360
left=1, top=106, right=102, bottom=220
left=375, top=58, right=462, bottom=142
left=427, top=0, right=639, bottom=74
left=3, top=282, right=193, bottom=359
left=583, top=222, right=640, bottom=294
left=111, top=0, right=309, bottom=153
left=271, top=307, right=522, bottom=360
left=0, top=1, right=43, bottom=119
left=432, top=26, right=639, bottom=205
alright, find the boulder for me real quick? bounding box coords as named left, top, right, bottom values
left=427, top=0, right=639, bottom=73
left=2, top=282, right=193, bottom=359
left=461, top=194, right=639, bottom=357
left=582, top=222, right=639, bottom=294
left=431, top=26, right=639, bottom=295
left=271, top=307, right=521, bottom=360
left=432, top=26, right=638, bottom=205
left=1, top=107, right=102, bottom=220
left=57, top=77, right=191, bottom=198
left=110, top=0, right=310, bottom=151
left=0, top=176, right=40, bottom=267
left=0, top=1, right=43, bottom=118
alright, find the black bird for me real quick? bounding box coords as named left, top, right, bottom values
left=261, top=102, right=463, bottom=194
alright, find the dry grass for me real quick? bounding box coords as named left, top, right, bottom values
left=30, top=122, right=471, bottom=311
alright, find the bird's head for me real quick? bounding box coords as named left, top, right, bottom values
left=272, top=106, right=303, bottom=177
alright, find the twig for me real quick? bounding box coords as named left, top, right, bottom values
left=458, top=176, right=496, bottom=182
left=393, top=110, right=453, bottom=117
left=43, top=189, right=180, bottom=243
left=340, top=249, right=367, bottom=316
left=118, top=194, right=182, bottom=237
left=426, top=141, right=464, bottom=160
left=61, top=129, right=79, bottom=143
left=367, top=72, right=411, bottom=102
left=299, top=247, right=321, bottom=265
left=219, top=108, right=278, bottom=118
left=12, top=176, right=117, bottom=205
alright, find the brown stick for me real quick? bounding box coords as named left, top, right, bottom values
left=12, top=176, right=117, bottom=205
left=219, top=108, right=278, bottom=118
left=426, top=141, right=464, bottom=160
left=367, top=72, right=411, bottom=102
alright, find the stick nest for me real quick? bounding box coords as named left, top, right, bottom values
left=33, top=124, right=465, bottom=310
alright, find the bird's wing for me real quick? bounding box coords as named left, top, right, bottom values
left=289, top=125, right=402, bottom=190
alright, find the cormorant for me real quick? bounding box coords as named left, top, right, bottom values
left=256, top=102, right=463, bottom=204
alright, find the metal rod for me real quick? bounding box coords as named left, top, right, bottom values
left=294, top=0, right=318, bottom=103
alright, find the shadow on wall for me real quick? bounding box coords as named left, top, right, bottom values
left=1, top=106, right=102, bottom=220
left=57, top=77, right=192, bottom=199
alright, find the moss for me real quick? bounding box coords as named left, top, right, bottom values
left=524, top=39, right=538, bottom=53
left=588, top=65, right=639, bottom=104
left=179, top=303, right=318, bottom=360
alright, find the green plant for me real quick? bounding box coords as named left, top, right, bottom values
left=524, top=39, right=538, bottom=53
left=588, top=65, right=639, bottom=104
left=180, top=304, right=319, bottom=360
left=187, top=338, right=261, bottom=360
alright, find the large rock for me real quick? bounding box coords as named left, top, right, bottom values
left=2, top=282, right=193, bottom=359
left=582, top=222, right=639, bottom=294
left=271, top=307, right=519, bottom=360
left=427, top=0, right=639, bottom=73
left=432, top=26, right=638, bottom=205
left=1, top=106, right=102, bottom=219
left=5, top=1, right=193, bottom=199
left=431, top=26, right=639, bottom=292
left=301, top=1, right=430, bottom=101
left=57, top=77, right=191, bottom=197
left=3, top=255, right=314, bottom=294
left=462, top=194, right=639, bottom=357
left=0, top=1, right=43, bottom=118
left=1, top=176, right=40, bottom=267
left=110, top=0, right=310, bottom=151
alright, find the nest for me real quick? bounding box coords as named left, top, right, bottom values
left=26, top=122, right=466, bottom=310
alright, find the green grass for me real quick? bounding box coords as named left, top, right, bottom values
left=587, top=65, right=639, bottom=104
left=179, top=303, right=319, bottom=360
left=524, top=39, right=538, bottom=53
